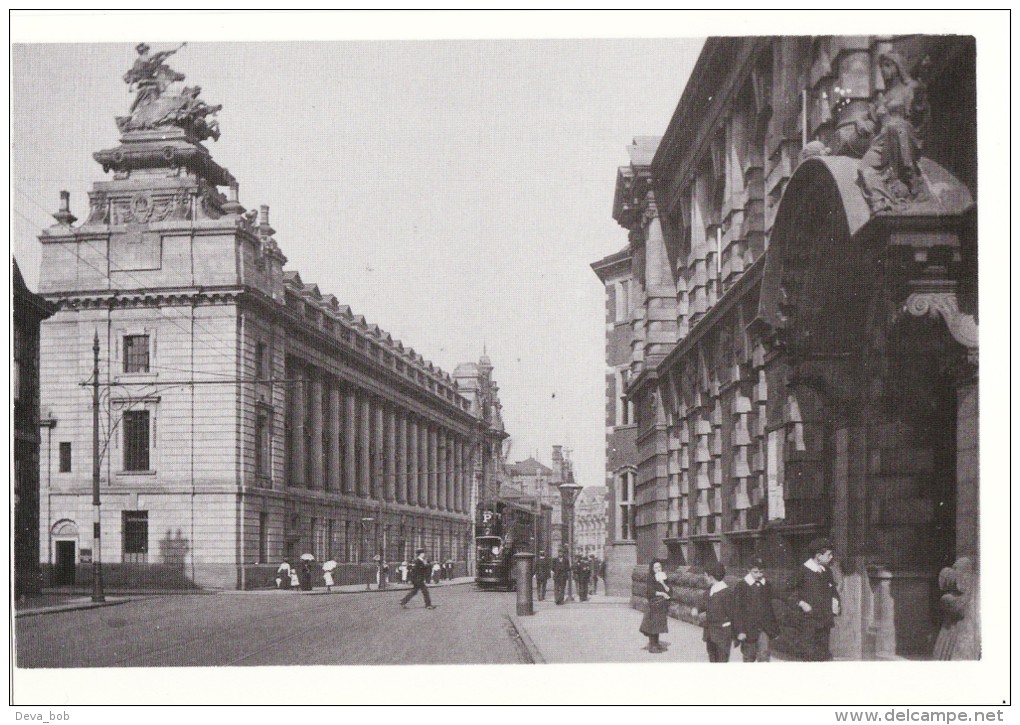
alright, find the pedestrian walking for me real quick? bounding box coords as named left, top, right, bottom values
left=400, top=548, right=437, bottom=609
left=299, top=560, right=313, bottom=591
left=552, top=547, right=571, bottom=605
left=639, top=559, right=671, bottom=653
left=431, top=561, right=442, bottom=585
left=276, top=560, right=292, bottom=590
left=733, top=557, right=779, bottom=662
left=575, top=552, right=591, bottom=601
left=534, top=550, right=550, bottom=601
left=444, top=559, right=454, bottom=580
left=322, top=559, right=337, bottom=593
left=289, top=567, right=300, bottom=589
left=787, top=538, right=841, bottom=661
left=589, top=554, right=599, bottom=595
left=399, top=560, right=409, bottom=584
left=693, top=562, right=735, bottom=662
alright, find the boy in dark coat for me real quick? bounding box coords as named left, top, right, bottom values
left=787, top=538, right=840, bottom=661
left=694, top=562, right=735, bottom=662
left=733, top=557, right=780, bottom=662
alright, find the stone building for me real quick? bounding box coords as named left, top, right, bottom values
left=504, top=446, right=574, bottom=554
left=598, top=36, right=977, bottom=659
left=574, top=485, right=608, bottom=559
left=35, top=47, right=506, bottom=589
left=13, top=257, right=56, bottom=597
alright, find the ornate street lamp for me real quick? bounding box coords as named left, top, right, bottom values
left=559, top=478, right=582, bottom=602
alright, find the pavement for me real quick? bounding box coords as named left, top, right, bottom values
left=13, top=576, right=476, bottom=618
left=508, top=588, right=712, bottom=664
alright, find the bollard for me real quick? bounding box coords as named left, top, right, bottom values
left=513, top=552, right=535, bottom=616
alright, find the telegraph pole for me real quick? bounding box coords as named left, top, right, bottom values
left=92, top=331, right=105, bottom=602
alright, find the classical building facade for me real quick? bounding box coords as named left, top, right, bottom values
left=574, top=485, right=608, bottom=558
left=601, top=36, right=977, bottom=659
left=13, top=258, right=56, bottom=597
left=35, top=47, right=506, bottom=589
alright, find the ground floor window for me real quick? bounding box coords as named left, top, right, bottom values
left=122, top=510, right=149, bottom=563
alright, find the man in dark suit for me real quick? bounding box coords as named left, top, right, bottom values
left=695, top=562, right=735, bottom=662
left=589, top=555, right=600, bottom=595
left=551, top=548, right=571, bottom=605
left=733, top=557, right=780, bottom=662
left=399, top=548, right=437, bottom=609
left=575, top=552, right=591, bottom=601
left=534, top=550, right=550, bottom=601
left=787, top=538, right=840, bottom=661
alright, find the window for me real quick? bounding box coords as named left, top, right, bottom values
left=123, top=335, right=150, bottom=373
left=255, top=412, right=270, bottom=477
left=59, top=442, right=72, bottom=473
left=123, top=510, right=149, bottom=563
left=617, top=470, right=636, bottom=540
left=258, top=512, right=268, bottom=563
left=123, top=410, right=151, bottom=471
left=615, top=280, right=631, bottom=323
left=255, top=342, right=266, bottom=380
left=617, top=369, right=634, bottom=426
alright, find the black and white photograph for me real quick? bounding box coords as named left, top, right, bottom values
left=9, top=9, right=1009, bottom=714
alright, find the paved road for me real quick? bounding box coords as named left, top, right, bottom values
left=15, top=585, right=530, bottom=667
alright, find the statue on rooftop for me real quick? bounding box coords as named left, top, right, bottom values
left=115, top=42, right=222, bottom=143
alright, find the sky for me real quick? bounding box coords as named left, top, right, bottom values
left=11, top=31, right=703, bottom=492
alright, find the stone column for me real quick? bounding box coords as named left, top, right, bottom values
left=384, top=404, right=396, bottom=502
left=344, top=388, right=357, bottom=495
left=395, top=410, right=407, bottom=504
left=292, top=370, right=306, bottom=487
left=359, top=394, right=371, bottom=497
left=956, top=373, right=978, bottom=560
left=437, top=430, right=448, bottom=511
left=327, top=383, right=341, bottom=492
left=407, top=415, right=419, bottom=507
left=418, top=420, right=429, bottom=507
left=452, top=436, right=462, bottom=512
left=428, top=424, right=438, bottom=509
left=373, top=400, right=385, bottom=500
left=309, top=374, right=324, bottom=489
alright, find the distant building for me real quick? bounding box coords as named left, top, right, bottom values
left=505, top=445, right=577, bottom=554
left=575, top=486, right=608, bottom=558
left=13, top=257, right=55, bottom=597
left=598, top=36, right=977, bottom=659
left=35, top=50, right=506, bottom=589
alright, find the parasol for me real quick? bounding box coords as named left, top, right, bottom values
left=300, top=553, right=315, bottom=561
left=322, top=560, right=338, bottom=572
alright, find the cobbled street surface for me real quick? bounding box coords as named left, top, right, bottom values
left=16, top=585, right=530, bottom=667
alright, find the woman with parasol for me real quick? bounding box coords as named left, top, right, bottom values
left=322, top=558, right=338, bottom=593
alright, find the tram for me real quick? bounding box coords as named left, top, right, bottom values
left=474, top=498, right=545, bottom=591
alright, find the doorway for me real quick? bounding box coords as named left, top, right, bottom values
left=54, top=540, right=76, bottom=585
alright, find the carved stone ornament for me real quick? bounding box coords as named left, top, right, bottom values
left=87, top=192, right=109, bottom=224
left=903, top=292, right=978, bottom=353
left=932, top=557, right=979, bottom=660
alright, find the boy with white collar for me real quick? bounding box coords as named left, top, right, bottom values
left=693, top=562, right=736, bottom=662
left=733, top=557, right=779, bottom=662
left=787, top=538, right=841, bottom=661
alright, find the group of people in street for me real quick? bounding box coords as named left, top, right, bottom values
left=534, top=549, right=605, bottom=605
left=640, top=538, right=841, bottom=662
left=275, top=560, right=316, bottom=591
left=397, top=558, right=455, bottom=585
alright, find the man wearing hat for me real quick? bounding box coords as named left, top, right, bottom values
left=400, top=548, right=437, bottom=609
left=787, top=538, right=840, bottom=661
left=534, top=550, right=550, bottom=601
left=694, top=562, right=736, bottom=662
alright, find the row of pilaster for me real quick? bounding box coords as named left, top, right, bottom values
left=283, top=362, right=472, bottom=513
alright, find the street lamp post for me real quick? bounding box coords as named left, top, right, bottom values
left=360, top=517, right=374, bottom=590
left=559, top=479, right=582, bottom=603
left=91, top=332, right=105, bottom=603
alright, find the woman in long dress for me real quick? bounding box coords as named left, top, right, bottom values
left=639, top=559, right=671, bottom=653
